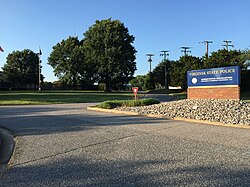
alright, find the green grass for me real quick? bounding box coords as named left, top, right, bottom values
left=0, top=90, right=136, bottom=105
left=96, top=98, right=160, bottom=109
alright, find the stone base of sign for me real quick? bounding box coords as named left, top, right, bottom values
left=188, top=86, right=240, bottom=99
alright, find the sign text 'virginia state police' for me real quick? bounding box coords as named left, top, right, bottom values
left=187, top=66, right=240, bottom=87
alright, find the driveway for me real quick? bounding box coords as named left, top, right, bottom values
left=0, top=103, right=249, bottom=186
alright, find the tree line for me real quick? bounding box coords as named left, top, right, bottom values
left=1, top=18, right=249, bottom=91
left=130, top=49, right=250, bottom=91
left=0, top=19, right=137, bottom=91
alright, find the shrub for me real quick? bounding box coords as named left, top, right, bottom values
left=96, top=98, right=160, bottom=109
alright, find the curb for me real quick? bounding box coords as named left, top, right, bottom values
left=0, top=128, right=15, bottom=178
left=87, top=106, right=250, bottom=129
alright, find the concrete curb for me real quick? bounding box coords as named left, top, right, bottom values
left=87, top=106, right=250, bottom=129
left=0, top=128, right=15, bottom=178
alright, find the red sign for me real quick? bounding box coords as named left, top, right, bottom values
left=132, top=87, right=138, bottom=94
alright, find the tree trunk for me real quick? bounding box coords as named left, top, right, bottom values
left=105, top=75, right=112, bottom=92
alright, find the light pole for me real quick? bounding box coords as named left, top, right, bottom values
left=146, top=54, right=154, bottom=73
left=160, top=51, right=169, bottom=91
left=38, top=47, right=42, bottom=91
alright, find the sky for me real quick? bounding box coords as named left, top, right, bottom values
left=0, top=0, right=250, bottom=82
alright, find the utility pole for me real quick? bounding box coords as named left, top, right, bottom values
left=222, top=40, right=234, bottom=51
left=160, top=51, right=169, bottom=91
left=181, top=47, right=191, bottom=56
left=38, top=47, right=42, bottom=91
left=146, top=54, right=154, bottom=72
left=199, top=40, right=213, bottom=58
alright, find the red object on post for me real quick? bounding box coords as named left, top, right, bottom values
left=132, top=87, right=139, bottom=100
left=132, top=87, right=138, bottom=94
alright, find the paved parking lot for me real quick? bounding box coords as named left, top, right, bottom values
left=0, top=103, right=249, bottom=186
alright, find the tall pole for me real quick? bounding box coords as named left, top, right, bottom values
left=146, top=54, right=154, bottom=73
left=38, top=47, right=42, bottom=91
left=199, top=41, right=213, bottom=58
left=181, top=47, right=191, bottom=56
left=160, top=51, right=169, bottom=91
left=222, top=40, right=234, bottom=51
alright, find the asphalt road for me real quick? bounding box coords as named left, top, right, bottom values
left=0, top=103, right=249, bottom=187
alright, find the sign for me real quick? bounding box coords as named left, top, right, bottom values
left=132, top=87, right=139, bottom=94
left=132, top=87, right=138, bottom=100
left=187, top=66, right=240, bottom=87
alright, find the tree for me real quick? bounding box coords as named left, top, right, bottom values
left=239, top=49, right=250, bottom=70
left=151, top=59, right=173, bottom=87
left=203, top=49, right=243, bottom=68
left=239, top=49, right=250, bottom=91
left=48, top=36, right=86, bottom=88
left=130, top=75, right=145, bottom=90
left=144, top=73, right=156, bottom=90
left=83, top=19, right=137, bottom=91
left=170, top=55, right=202, bottom=89
left=130, top=74, right=155, bottom=91
left=2, top=49, right=41, bottom=88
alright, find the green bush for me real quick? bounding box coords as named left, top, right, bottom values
left=96, top=98, right=160, bottom=109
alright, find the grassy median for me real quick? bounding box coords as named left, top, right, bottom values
left=96, top=98, right=160, bottom=109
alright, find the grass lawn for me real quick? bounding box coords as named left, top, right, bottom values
left=1, top=90, right=249, bottom=105
left=0, top=90, right=135, bottom=105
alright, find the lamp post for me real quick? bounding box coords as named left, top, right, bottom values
left=160, top=50, right=169, bottom=91
left=146, top=54, right=154, bottom=73
left=38, top=47, right=42, bottom=91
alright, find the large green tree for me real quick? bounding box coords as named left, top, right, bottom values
left=48, top=36, right=86, bottom=88
left=170, top=55, right=202, bottom=89
left=83, top=19, right=137, bottom=91
left=203, top=49, right=243, bottom=68
left=2, top=49, right=40, bottom=88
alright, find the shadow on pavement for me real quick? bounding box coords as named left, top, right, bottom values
left=0, top=105, right=173, bottom=136
left=1, top=156, right=249, bottom=186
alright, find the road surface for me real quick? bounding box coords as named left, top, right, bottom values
left=0, top=103, right=249, bottom=186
